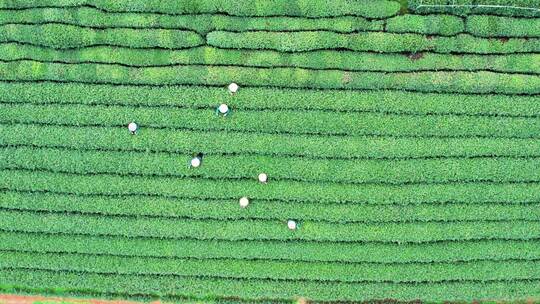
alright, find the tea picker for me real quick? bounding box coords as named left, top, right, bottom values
left=189, top=153, right=204, bottom=168
left=128, top=122, right=138, bottom=135
left=228, top=83, right=239, bottom=94
left=239, top=197, right=250, bottom=208
left=287, top=220, right=298, bottom=230
left=258, top=173, right=268, bottom=184
left=216, top=103, right=231, bottom=116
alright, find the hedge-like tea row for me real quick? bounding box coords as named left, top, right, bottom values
left=0, top=24, right=203, bottom=49
left=3, top=146, right=540, bottom=185
left=1, top=208, right=539, bottom=243
left=0, top=7, right=384, bottom=34
left=409, top=0, right=540, bottom=17
left=3, top=44, right=540, bottom=75
left=1, top=61, right=540, bottom=94
left=2, top=251, right=540, bottom=283
left=2, top=231, right=539, bottom=264
left=9, top=24, right=535, bottom=54
left=2, top=191, right=539, bottom=223
left=3, top=103, right=540, bottom=139
left=3, top=124, right=540, bottom=161
left=1, top=268, right=539, bottom=302
left=2, top=82, right=540, bottom=117
left=5, top=7, right=540, bottom=39
left=3, top=8, right=540, bottom=39
left=385, top=14, right=464, bottom=36
left=0, top=0, right=401, bottom=18
left=3, top=169, right=540, bottom=205
left=207, top=31, right=540, bottom=54
left=466, top=15, right=540, bottom=38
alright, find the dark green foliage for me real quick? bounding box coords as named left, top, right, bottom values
left=2, top=207, right=540, bottom=242
left=3, top=124, right=540, bottom=162
left=2, top=251, right=540, bottom=283
left=1, top=7, right=538, bottom=38
left=386, top=14, right=464, bottom=35
left=409, top=0, right=540, bottom=17
left=2, top=44, right=539, bottom=74
left=3, top=102, right=540, bottom=138
left=3, top=231, right=540, bottom=264
left=207, top=31, right=540, bottom=53
left=0, top=1, right=538, bottom=302
left=0, top=7, right=384, bottom=34
left=3, top=146, right=540, bottom=185
left=2, top=268, right=539, bottom=302
left=0, top=0, right=401, bottom=18
left=0, top=24, right=203, bottom=49
left=467, top=15, right=540, bottom=38
left=1, top=61, right=539, bottom=94
left=3, top=169, right=540, bottom=206
left=2, top=191, right=539, bottom=222
left=2, top=82, right=540, bottom=117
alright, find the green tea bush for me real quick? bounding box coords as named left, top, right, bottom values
left=2, top=82, right=539, bottom=117
left=2, top=191, right=538, bottom=223
left=3, top=44, right=539, bottom=75
left=2, top=250, right=539, bottom=283
left=3, top=124, right=540, bottom=162
left=0, top=24, right=203, bottom=49
left=409, top=0, right=540, bottom=17
left=1, top=208, right=539, bottom=242
left=386, top=14, right=464, bottom=36
left=0, top=7, right=384, bottom=34
left=2, top=231, right=540, bottom=264
left=3, top=146, right=540, bottom=185
left=1, top=268, right=539, bottom=302
left=207, top=31, right=540, bottom=53
left=3, top=169, right=540, bottom=205
left=2, top=103, right=540, bottom=139
left=1, top=61, right=539, bottom=94
left=0, top=0, right=401, bottom=18
left=466, top=15, right=540, bottom=38
left=2, top=7, right=539, bottom=38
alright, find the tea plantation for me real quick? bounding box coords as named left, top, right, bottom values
left=0, top=0, right=539, bottom=302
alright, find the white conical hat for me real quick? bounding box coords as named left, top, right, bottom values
left=239, top=197, right=249, bottom=208
left=258, top=173, right=268, bottom=183
left=228, top=83, right=239, bottom=93
left=287, top=220, right=297, bottom=230
left=218, top=103, right=229, bottom=114
left=190, top=157, right=201, bottom=168
left=128, top=122, right=138, bottom=132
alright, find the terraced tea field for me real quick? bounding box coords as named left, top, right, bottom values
left=0, top=0, right=539, bottom=302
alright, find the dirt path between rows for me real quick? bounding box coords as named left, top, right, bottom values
left=0, top=294, right=161, bottom=304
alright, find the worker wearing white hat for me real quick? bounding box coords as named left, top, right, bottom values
left=189, top=153, right=204, bottom=168
left=216, top=103, right=231, bottom=117
left=239, top=197, right=249, bottom=208
left=228, top=83, right=239, bottom=94
left=287, top=220, right=298, bottom=230
left=128, top=122, right=138, bottom=135
left=258, top=173, right=268, bottom=184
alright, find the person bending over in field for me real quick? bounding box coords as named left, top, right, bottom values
left=216, top=103, right=231, bottom=116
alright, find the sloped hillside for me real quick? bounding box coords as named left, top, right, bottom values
left=0, top=0, right=539, bottom=302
